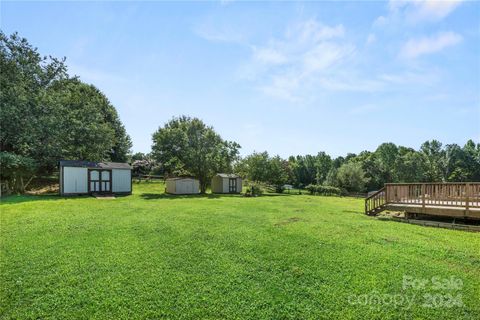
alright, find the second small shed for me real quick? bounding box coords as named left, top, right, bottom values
left=165, top=177, right=200, bottom=194
left=211, top=174, right=242, bottom=194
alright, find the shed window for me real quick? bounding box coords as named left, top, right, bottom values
left=90, top=170, right=99, bottom=180
left=101, top=171, right=110, bottom=180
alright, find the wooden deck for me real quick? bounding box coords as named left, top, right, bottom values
left=365, top=182, right=480, bottom=219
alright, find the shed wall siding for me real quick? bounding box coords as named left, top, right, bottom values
left=166, top=180, right=176, bottom=193
left=222, top=178, right=229, bottom=193
left=112, top=169, right=131, bottom=192
left=63, top=167, right=88, bottom=194
left=166, top=179, right=200, bottom=194
left=211, top=176, right=223, bottom=193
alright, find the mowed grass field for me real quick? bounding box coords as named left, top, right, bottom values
left=1, top=182, right=479, bottom=319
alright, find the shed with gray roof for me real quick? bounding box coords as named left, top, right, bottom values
left=211, top=173, right=242, bottom=194
left=165, top=177, right=200, bottom=195
left=59, top=160, right=132, bottom=196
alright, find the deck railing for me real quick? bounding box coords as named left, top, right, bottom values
left=365, top=187, right=386, bottom=215
left=365, top=182, right=480, bottom=215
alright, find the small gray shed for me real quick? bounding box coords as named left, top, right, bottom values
left=211, top=174, right=242, bottom=194
left=59, top=160, right=132, bottom=196
left=165, top=177, right=200, bottom=194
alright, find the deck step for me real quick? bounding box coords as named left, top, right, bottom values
left=367, top=205, right=387, bottom=216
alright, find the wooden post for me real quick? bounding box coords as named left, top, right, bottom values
left=385, top=185, right=388, bottom=205
left=465, top=183, right=470, bottom=217
left=421, top=184, right=426, bottom=213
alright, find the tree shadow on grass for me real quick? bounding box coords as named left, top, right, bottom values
left=0, top=194, right=86, bottom=205
left=140, top=192, right=297, bottom=200
left=140, top=193, right=223, bottom=200
left=1, top=193, right=132, bottom=205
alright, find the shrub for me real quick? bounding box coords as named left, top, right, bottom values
left=306, top=184, right=316, bottom=195
left=132, top=159, right=153, bottom=176
left=336, top=162, right=368, bottom=192
left=305, top=184, right=342, bottom=196
left=245, top=182, right=264, bottom=197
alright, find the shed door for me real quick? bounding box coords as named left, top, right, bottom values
left=101, top=170, right=111, bottom=192
left=229, top=178, right=237, bottom=193
left=89, top=169, right=112, bottom=193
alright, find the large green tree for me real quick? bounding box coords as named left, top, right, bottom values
left=375, top=142, right=399, bottom=183
left=0, top=32, right=67, bottom=171
left=236, top=152, right=289, bottom=188
left=0, top=32, right=132, bottom=193
left=315, top=151, right=332, bottom=185
left=336, top=162, right=368, bottom=192
left=151, top=116, right=240, bottom=193
left=46, top=78, right=132, bottom=164
left=420, top=140, right=446, bottom=182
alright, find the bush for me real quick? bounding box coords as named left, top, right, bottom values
left=305, top=184, right=342, bottom=196
left=336, top=162, right=368, bottom=192
left=245, top=182, right=264, bottom=197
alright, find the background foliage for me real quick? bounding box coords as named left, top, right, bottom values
left=235, top=140, right=480, bottom=193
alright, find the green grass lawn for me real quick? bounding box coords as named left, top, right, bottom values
left=1, top=182, right=479, bottom=319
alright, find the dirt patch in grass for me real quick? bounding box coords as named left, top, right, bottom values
left=274, top=217, right=303, bottom=227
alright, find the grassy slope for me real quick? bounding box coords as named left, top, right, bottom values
left=1, top=182, right=479, bottom=319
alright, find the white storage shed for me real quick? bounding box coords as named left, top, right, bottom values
left=59, top=160, right=132, bottom=196
left=165, top=177, right=200, bottom=195
left=211, top=174, right=242, bottom=194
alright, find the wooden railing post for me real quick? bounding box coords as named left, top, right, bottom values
left=421, top=184, right=425, bottom=213
left=385, top=185, right=388, bottom=204
left=465, top=182, right=470, bottom=217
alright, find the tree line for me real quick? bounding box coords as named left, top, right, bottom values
left=234, top=140, right=480, bottom=193
left=0, top=32, right=132, bottom=193
left=138, top=116, right=480, bottom=194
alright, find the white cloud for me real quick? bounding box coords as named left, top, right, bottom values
left=302, top=43, right=354, bottom=73
left=400, top=31, right=462, bottom=59
left=194, top=22, right=246, bottom=44
left=381, top=70, right=434, bottom=83
left=375, top=0, right=464, bottom=26
left=287, top=19, right=345, bottom=43
left=407, top=0, right=464, bottom=23
left=373, top=15, right=387, bottom=27
left=366, top=33, right=376, bottom=45
left=259, top=73, right=302, bottom=102
left=238, top=19, right=356, bottom=101
left=253, top=47, right=288, bottom=65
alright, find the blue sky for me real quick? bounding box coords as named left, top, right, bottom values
left=2, top=0, right=479, bottom=157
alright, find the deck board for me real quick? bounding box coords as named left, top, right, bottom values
left=386, top=203, right=480, bottom=219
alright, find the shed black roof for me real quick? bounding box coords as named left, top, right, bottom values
left=59, top=160, right=131, bottom=169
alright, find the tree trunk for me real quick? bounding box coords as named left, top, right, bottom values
left=200, top=180, right=207, bottom=194
left=19, top=176, right=25, bottom=194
